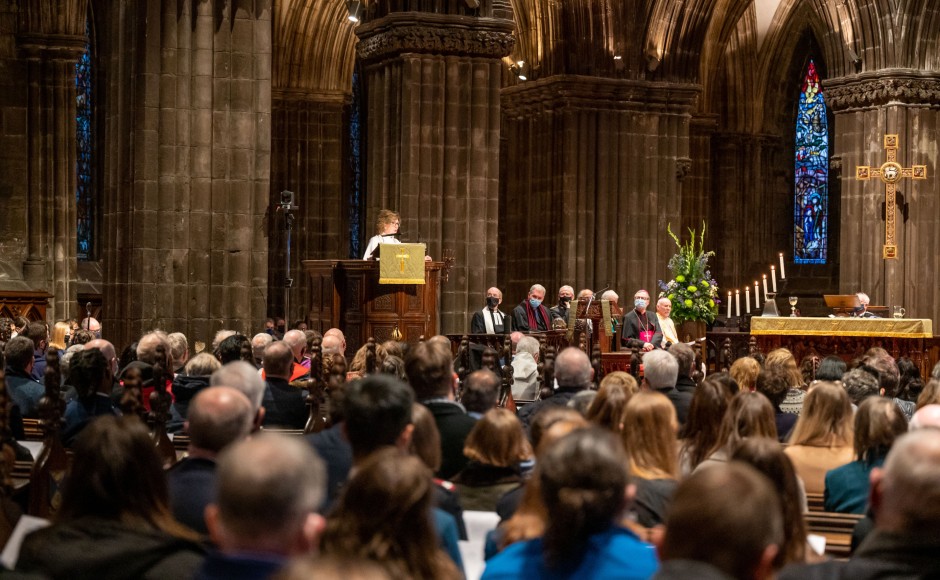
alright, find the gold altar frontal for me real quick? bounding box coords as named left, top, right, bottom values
left=751, top=317, right=935, bottom=376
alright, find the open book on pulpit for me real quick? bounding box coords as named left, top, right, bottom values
left=379, top=243, right=426, bottom=284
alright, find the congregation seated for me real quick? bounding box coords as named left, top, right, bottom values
left=585, top=371, right=638, bottom=432
left=695, top=391, right=777, bottom=472
left=411, top=402, right=467, bottom=540
left=167, top=386, right=254, bottom=535
left=461, top=369, right=499, bottom=420
left=61, top=347, right=119, bottom=447
left=260, top=341, right=308, bottom=430
left=517, top=347, right=593, bottom=431
left=4, top=335, right=45, bottom=418
left=730, top=356, right=761, bottom=392
left=765, top=348, right=807, bottom=415
left=642, top=350, right=692, bottom=426
left=678, top=377, right=732, bottom=475
left=510, top=337, right=539, bottom=400
left=784, top=381, right=855, bottom=494
left=622, top=392, right=680, bottom=528
left=756, top=368, right=798, bottom=441
left=168, top=352, right=221, bottom=434
left=17, top=416, right=206, bottom=578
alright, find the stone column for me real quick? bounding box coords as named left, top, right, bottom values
left=499, top=77, right=699, bottom=304
left=100, top=0, right=271, bottom=348
left=356, top=12, right=514, bottom=333
left=825, top=71, right=940, bottom=322
left=16, top=8, right=86, bottom=320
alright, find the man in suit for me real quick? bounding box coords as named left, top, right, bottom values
left=512, top=284, right=552, bottom=332
left=260, top=341, right=308, bottom=429
left=517, top=347, right=594, bottom=431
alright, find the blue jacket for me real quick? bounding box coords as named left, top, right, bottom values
left=824, top=457, right=883, bottom=514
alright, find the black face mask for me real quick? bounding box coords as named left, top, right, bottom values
left=486, top=296, right=499, bottom=308
left=560, top=296, right=572, bottom=304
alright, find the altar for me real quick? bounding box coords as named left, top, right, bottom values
left=750, top=317, right=935, bottom=375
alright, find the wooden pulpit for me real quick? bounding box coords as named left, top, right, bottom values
left=303, top=259, right=443, bottom=356
left=571, top=297, right=623, bottom=354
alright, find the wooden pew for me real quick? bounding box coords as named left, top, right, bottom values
left=804, top=510, right=862, bottom=559
left=21, top=418, right=42, bottom=441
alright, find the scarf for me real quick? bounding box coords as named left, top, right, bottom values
left=480, top=308, right=505, bottom=334
left=525, top=302, right=550, bottom=331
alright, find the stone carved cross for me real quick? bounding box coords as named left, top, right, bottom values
left=856, top=134, right=928, bottom=259
left=396, top=247, right=410, bottom=273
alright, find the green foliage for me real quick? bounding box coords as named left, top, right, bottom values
left=658, top=223, right=720, bottom=324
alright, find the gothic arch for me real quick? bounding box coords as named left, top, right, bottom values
left=274, top=0, right=357, bottom=93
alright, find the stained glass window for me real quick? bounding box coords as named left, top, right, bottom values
left=348, top=65, right=363, bottom=258
left=76, top=20, right=94, bottom=261
left=793, top=59, right=828, bottom=264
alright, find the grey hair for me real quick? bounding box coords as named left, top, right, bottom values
left=554, top=347, right=593, bottom=389
left=211, top=360, right=265, bottom=411
left=643, top=350, right=679, bottom=390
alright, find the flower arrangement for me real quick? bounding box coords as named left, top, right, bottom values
left=658, top=223, right=719, bottom=325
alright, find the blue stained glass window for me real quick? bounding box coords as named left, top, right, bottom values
left=348, top=65, right=363, bottom=258
left=793, top=59, right=828, bottom=264
left=75, top=21, right=94, bottom=261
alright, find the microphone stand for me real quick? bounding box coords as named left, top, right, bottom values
left=277, top=191, right=298, bottom=325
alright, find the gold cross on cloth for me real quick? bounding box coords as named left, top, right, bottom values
left=856, top=134, right=927, bottom=259
left=396, top=248, right=410, bottom=273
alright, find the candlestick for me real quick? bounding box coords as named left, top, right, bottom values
left=771, top=266, right=777, bottom=292
left=745, top=287, right=751, bottom=314
left=754, top=281, right=760, bottom=304
left=727, top=291, right=732, bottom=319
left=762, top=275, right=768, bottom=297
left=735, top=290, right=740, bottom=317
left=779, top=253, right=786, bottom=279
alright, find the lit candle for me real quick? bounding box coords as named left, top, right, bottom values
left=755, top=281, right=760, bottom=304
left=779, top=253, right=786, bottom=279
left=735, top=290, right=740, bottom=317
left=745, top=287, right=751, bottom=314
left=727, top=291, right=732, bottom=318
left=771, top=266, right=777, bottom=292
left=762, top=274, right=768, bottom=297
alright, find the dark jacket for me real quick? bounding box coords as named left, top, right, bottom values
left=511, top=301, right=552, bottom=332
left=622, top=309, right=663, bottom=349
left=167, top=457, right=217, bottom=535
left=62, top=394, right=119, bottom=447
left=194, top=551, right=286, bottom=580
left=452, top=462, right=523, bottom=512
left=471, top=308, right=506, bottom=334
left=675, top=375, right=696, bottom=394
left=5, top=366, right=46, bottom=418
left=167, top=374, right=212, bottom=433
left=261, top=377, right=308, bottom=429
left=306, top=422, right=353, bottom=511
left=517, top=388, right=583, bottom=431
left=424, top=400, right=476, bottom=480
left=657, top=385, right=692, bottom=426
left=16, top=518, right=205, bottom=580
left=30, top=350, right=47, bottom=382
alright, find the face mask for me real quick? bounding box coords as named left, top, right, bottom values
left=560, top=296, right=571, bottom=304
left=635, top=299, right=647, bottom=309
left=486, top=296, right=499, bottom=308
left=529, top=298, right=542, bottom=309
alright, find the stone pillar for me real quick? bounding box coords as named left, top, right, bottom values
left=499, top=77, right=699, bottom=304
left=357, top=13, right=514, bottom=333
left=100, top=0, right=271, bottom=349
left=269, top=90, right=348, bottom=322
left=825, top=71, right=940, bottom=322
left=15, top=5, right=87, bottom=320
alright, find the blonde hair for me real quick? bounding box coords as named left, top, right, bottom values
left=710, top=391, right=778, bottom=457
left=789, top=381, right=854, bottom=448
left=463, top=408, right=532, bottom=467
left=765, top=348, right=804, bottom=389
left=586, top=372, right=639, bottom=432
left=348, top=343, right=388, bottom=375
left=621, top=391, right=678, bottom=479
left=375, top=209, right=400, bottom=235
left=49, top=321, right=71, bottom=351
left=730, top=357, right=761, bottom=392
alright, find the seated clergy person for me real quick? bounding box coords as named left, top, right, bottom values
left=656, top=297, right=679, bottom=348
left=260, top=341, right=308, bottom=429
left=622, top=289, right=662, bottom=352
left=854, top=292, right=879, bottom=318
left=512, top=284, right=552, bottom=332
left=471, top=287, right=507, bottom=334
left=362, top=209, right=401, bottom=260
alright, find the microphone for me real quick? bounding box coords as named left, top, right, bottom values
left=85, top=302, right=92, bottom=329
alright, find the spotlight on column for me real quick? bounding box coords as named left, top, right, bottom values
left=346, top=0, right=363, bottom=23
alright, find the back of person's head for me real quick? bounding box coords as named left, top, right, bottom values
left=707, top=371, right=740, bottom=397
left=410, top=403, right=441, bottom=473
left=49, top=321, right=70, bottom=351
left=187, top=387, right=254, bottom=454
left=251, top=332, right=274, bottom=363
left=586, top=373, right=638, bottom=432
left=755, top=367, right=790, bottom=409
left=764, top=348, right=803, bottom=388
left=843, top=367, right=881, bottom=405
left=731, top=437, right=807, bottom=567
left=262, top=340, right=294, bottom=379
left=4, top=336, right=34, bottom=372
left=730, top=357, right=761, bottom=392
left=669, top=343, right=695, bottom=378
left=218, top=334, right=251, bottom=365
left=210, top=434, right=325, bottom=554
left=184, top=352, right=222, bottom=377
left=873, top=429, right=940, bottom=534
left=865, top=351, right=901, bottom=397
left=70, top=348, right=109, bottom=398
left=136, top=331, right=171, bottom=368
left=854, top=397, right=908, bottom=464
left=343, top=375, right=414, bottom=458
left=515, top=336, right=540, bottom=358
left=529, top=406, right=588, bottom=449
left=538, top=428, right=630, bottom=568
left=680, top=378, right=732, bottom=470
left=896, top=356, right=923, bottom=402
left=816, top=355, right=847, bottom=382
left=59, top=416, right=187, bottom=537
left=661, top=462, right=782, bottom=579
left=621, top=391, right=678, bottom=479
left=464, top=408, right=531, bottom=467
left=379, top=355, right=407, bottom=382
left=789, top=380, right=853, bottom=447
left=911, top=403, right=940, bottom=430
left=166, top=332, right=188, bottom=367
left=553, top=347, right=593, bottom=390
left=714, top=391, right=778, bottom=455
left=405, top=340, right=454, bottom=400
left=461, top=369, right=500, bottom=415
left=348, top=342, right=388, bottom=375
left=25, top=322, right=47, bottom=349
left=323, top=449, right=457, bottom=579
left=212, top=330, right=236, bottom=353
left=211, top=360, right=265, bottom=413
left=320, top=334, right=344, bottom=357
left=642, top=349, right=678, bottom=391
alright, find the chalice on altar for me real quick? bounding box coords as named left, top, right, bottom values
left=788, top=295, right=798, bottom=317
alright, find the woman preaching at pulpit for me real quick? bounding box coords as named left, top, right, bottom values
left=363, top=209, right=402, bottom=260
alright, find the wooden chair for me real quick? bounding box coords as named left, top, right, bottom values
left=21, top=419, right=42, bottom=441
left=804, top=511, right=862, bottom=559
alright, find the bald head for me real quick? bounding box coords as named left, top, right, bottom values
left=136, top=331, right=171, bottom=369
left=323, top=328, right=346, bottom=353
left=283, top=330, right=307, bottom=362
left=554, top=347, right=593, bottom=390
left=320, top=334, right=343, bottom=356
left=263, top=341, right=294, bottom=380
left=187, top=387, right=254, bottom=455
left=85, top=338, right=117, bottom=376
left=911, top=405, right=940, bottom=431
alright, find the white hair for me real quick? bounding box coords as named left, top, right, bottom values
left=516, top=336, right=540, bottom=357
left=643, top=350, right=679, bottom=390
left=529, top=284, right=546, bottom=295
left=211, top=361, right=265, bottom=411
left=601, top=290, right=619, bottom=302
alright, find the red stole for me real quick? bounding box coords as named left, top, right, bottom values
left=525, top=302, right=550, bottom=331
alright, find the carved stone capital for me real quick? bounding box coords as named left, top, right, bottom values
left=16, top=33, right=86, bottom=62
left=356, top=13, right=514, bottom=62
left=823, top=70, right=940, bottom=111
left=676, top=158, right=693, bottom=181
